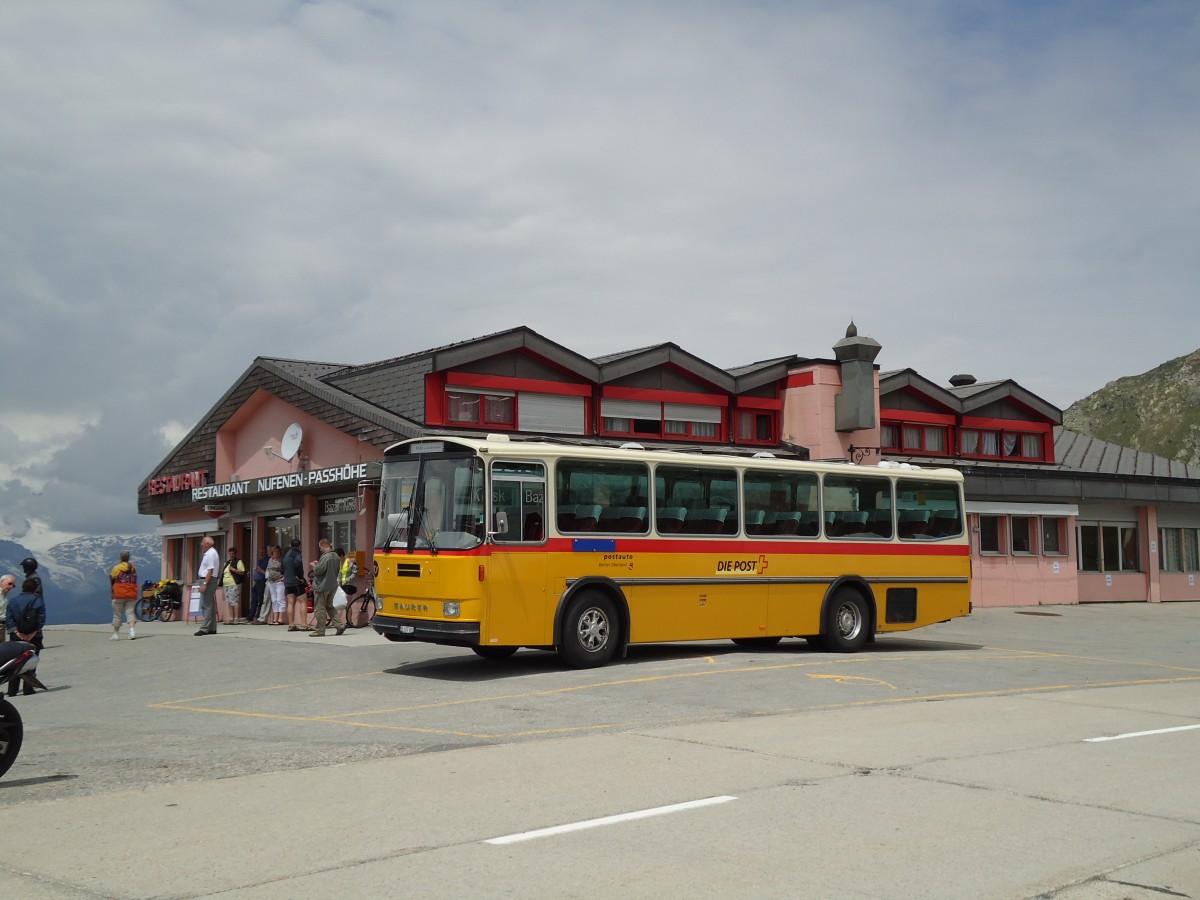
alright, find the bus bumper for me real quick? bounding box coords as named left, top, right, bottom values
left=372, top=614, right=481, bottom=647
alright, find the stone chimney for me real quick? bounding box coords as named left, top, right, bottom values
left=833, top=321, right=881, bottom=432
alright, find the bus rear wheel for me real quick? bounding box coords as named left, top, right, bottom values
left=559, top=591, right=617, bottom=669
left=824, top=590, right=870, bottom=653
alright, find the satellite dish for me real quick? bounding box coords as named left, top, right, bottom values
left=279, top=423, right=303, bottom=461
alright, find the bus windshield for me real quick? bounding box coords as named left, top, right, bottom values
left=375, top=453, right=486, bottom=552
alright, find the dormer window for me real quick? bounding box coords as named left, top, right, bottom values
left=447, top=390, right=515, bottom=427
left=961, top=428, right=1045, bottom=460
left=881, top=421, right=948, bottom=455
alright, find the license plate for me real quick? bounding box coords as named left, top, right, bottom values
left=400, top=625, right=415, bottom=634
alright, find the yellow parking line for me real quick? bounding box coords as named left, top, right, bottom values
left=148, top=644, right=1200, bottom=739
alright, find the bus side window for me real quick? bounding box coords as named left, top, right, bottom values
left=896, top=478, right=964, bottom=540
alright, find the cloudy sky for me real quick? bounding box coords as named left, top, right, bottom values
left=1, top=0, right=1197, bottom=550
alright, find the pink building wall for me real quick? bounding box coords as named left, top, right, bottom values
left=217, top=390, right=378, bottom=483
left=782, top=363, right=881, bottom=463
left=154, top=393, right=384, bottom=621
left=967, top=513, right=1080, bottom=608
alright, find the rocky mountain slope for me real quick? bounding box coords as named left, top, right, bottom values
left=1064, top=348, right=1200, bottom=467
left=1, top=534, right=161, bottom=626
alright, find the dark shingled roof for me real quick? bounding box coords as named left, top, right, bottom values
left=1054, top=427, right=1200, bottom=479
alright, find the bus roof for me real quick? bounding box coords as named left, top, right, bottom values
left=383, top=434, right=964, bottom=481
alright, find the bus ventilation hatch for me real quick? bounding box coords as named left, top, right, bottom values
left=885, top=588, right=917, bottom=624
left=396, top=563, right=422, bottom=578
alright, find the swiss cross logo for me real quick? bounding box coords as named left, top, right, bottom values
left=758, top=554, right=769, bottom=575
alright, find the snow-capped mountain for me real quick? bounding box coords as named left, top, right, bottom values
left=1, top=534, right=162, bottom=626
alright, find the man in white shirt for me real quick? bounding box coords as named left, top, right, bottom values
left=0, top=574, right=15, bottom=643
left=196, top=536, right=221, bottom=636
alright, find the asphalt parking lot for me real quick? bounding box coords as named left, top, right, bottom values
left=2, top=602, right=1199, bottom=899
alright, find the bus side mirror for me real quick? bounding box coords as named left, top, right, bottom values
left=492, top=511, right=509, bottom=536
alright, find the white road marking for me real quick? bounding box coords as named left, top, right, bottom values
left=1085, top=723, right=1200, bottom=743
left=484, top=795, right=737, bottom=845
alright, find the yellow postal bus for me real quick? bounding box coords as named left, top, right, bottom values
left=371, top=435, right=970, bottom=667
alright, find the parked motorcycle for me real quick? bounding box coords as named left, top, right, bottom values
left=0, top=641, right=39, bottom=779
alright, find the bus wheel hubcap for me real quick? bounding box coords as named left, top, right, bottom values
left=578, top=608, right=609, bottom=651
left=836, top=603, right=861, bottom=639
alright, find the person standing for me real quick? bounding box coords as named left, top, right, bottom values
left=282, top=539, right=306, bottom=632
left=257, top=545, right=286, bottom=624
left=109, top=551, right=139, bottom=640
left=337, top=548, right=358, bottom=591
left=248, top=547, right=269, bottom=623
left=7, top=577, right=48, bottom=695
left=196, top=536, right=220, bottom=636
left=309, top=538, right=343, bottom=637
left=0, top=574, right=15, bottom=643
left=337, top=547, right=359, bottom=626
left=221, top=548, right=246, bottom=623
left=20, top=557, right=43, bottom=600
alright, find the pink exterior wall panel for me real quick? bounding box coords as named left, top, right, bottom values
left=1077, top=572, right=1150, bottom=603
left=217, top=390, right=380, bottom=482
left=970, top=554, right=1079, bottom=607
left=1158, top=573, right=1200, bottom=602
left=783, top=363, right=881, bottom=462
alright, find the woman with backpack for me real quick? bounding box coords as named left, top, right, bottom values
left=109, top=550, right=139, bottom=640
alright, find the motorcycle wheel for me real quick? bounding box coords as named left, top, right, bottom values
left=0, top=696, right=23, bottom=780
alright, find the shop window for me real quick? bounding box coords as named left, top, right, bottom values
left=448, top=391, right=514, bottom=427
left=1041, top=517, right=1067, bottom=555
left=1159, top=527, right=1200, bottom=573
left=979, top=515, right=1005, bottom=554
left=1011, top=516, right=1036, bottom=554
left=1160, top=528, right=1181, bottom=572
left=1078, top=523, right=1139, bottom=572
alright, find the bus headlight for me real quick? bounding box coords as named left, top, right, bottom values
left=443, top=601, right=460, bottom=618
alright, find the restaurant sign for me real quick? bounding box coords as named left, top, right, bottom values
left=190, top=463, right=370, bottom=502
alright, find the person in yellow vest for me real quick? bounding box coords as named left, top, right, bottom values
left=109, top=551, right=139, bottom=640
left=337, top=548, right=358, bottom=591
left=222, top=548, right=246, bottom=624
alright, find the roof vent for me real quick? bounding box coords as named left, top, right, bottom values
left=618, top=442, right=645, bottom=451
left=949, top=374, right=977, bottom=387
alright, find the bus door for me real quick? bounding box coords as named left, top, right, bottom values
left=486, top=461, right=550, bottom=646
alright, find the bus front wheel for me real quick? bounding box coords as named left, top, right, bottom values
left=824, top=590, right=869, bottom=653
left=559, top=591, right=617, bottom=669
